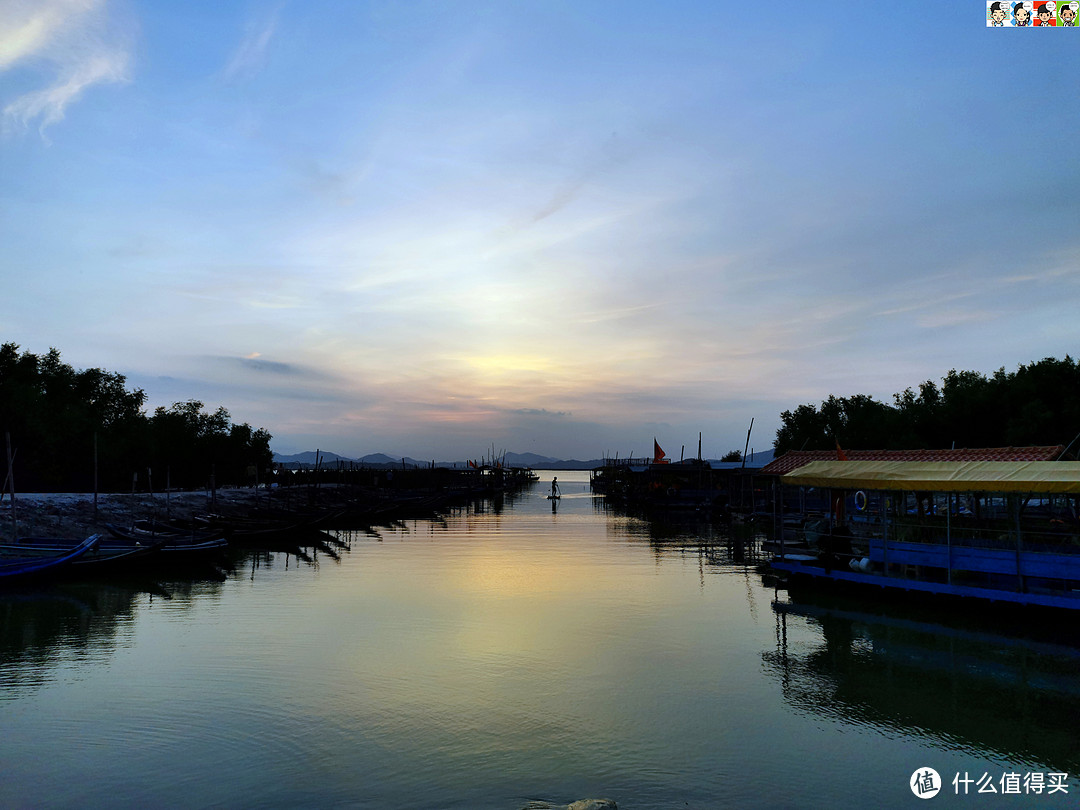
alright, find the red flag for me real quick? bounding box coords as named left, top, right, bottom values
left=653, top=439, right=666, bottom=464
left=835, top=439, right=849, bottom=461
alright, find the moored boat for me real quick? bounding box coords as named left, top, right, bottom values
left=105, top=523, right=229, bottom=558
left=770, top=460, right=1080, bottom=611
left=0, top=533, right=168, bottom=572
left=0, top=534, right=102, bottom=581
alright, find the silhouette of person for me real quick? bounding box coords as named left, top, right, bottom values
left=551, top=477, right=560, bottom=497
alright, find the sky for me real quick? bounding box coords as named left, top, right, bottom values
left=2, top=1, right=1079, bottom=462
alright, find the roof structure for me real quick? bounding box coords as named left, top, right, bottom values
left=759, top=446, right=1067, bottom=476
left=782, top=460, right=1080, bottom=494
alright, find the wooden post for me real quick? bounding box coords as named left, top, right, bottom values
left=741, top=418, right=754, bottom=470
left=882, top=491, right=891, bottom=577
left=946, top=490, right=952, bottom=586
left=1015, top=495, right=1025, bottom=594
left=5, top=432, right=16, bottom=543
left=776, top=478, right=784, bottom=557
left=93, top=431, right=99, bottom=518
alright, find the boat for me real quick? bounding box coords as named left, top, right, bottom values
left=104, top=523, right=229, bottom=558
left=0, top=533, right=168, bottom=572
left=769, top=460, right=1080, bottom=611
left=0, top=534, right=101, bottom=581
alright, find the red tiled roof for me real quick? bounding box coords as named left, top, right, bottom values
left=758, top=446, right=1067, bottom=476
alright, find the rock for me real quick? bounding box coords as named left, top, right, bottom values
left=521, top=801, right=617, bottom=810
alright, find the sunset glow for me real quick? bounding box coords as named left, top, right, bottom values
left=3, top=2, right=1078, bottom=460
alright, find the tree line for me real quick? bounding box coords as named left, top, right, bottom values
left=774, top=356, right=1080, bottom=456
left=0, top=344, right=273, bottom=492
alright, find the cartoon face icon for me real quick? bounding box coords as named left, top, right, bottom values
left=1062, top=4, right=1077, bottom=22
left=1037, top=5, right=1053, bottom=21
left=1014, top=3, right=1031, bottom=22
left=990, top=2, right=1009, bottom=21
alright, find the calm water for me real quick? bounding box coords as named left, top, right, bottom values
left=2, top=471, right=1078, bottom=809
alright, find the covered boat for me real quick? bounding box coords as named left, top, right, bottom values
left=770, top=461, right=1080, bottom=610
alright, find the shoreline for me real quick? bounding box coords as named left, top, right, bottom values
left=0, top=489, right=277, bottom=541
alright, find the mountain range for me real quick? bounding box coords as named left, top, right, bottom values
left=271, top=450, right=602, bottom=470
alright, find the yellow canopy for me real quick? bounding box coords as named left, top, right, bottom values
left=782, top=460, right=1080, bottom=494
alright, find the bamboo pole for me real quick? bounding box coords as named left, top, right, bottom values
left=93, top=432, right=99, bottom=518
left=741, top=418, right=754, bottom=470
left=5, top=432, right=16, bottom=543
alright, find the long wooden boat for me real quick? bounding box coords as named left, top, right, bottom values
left=770, top=460, right=1080, bottom=611
left=0, top=534, right=169, bottom=571
left=104, top=524, right=229, bottom=557
left=0, top=534, right=101, bottom=581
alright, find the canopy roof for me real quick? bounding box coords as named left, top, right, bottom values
left=782, top=460, right=1080, bottom=494
left=760, top=446, right=1066, bottom=476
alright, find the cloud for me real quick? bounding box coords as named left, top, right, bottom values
left=511, top=408, right=571, bottom=418
left=202, top=354, right=339, bottom=382
left=0, top=0, right=130, bottom=137
left=222, top=4, right=281, bottom=82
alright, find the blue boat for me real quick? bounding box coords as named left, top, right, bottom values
left=770, top=460, right=1080, bottom=611
left=0, top=534, right=101, bottom=581
left=0, top=533, right=168, bottom=572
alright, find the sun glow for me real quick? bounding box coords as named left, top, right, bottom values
left=465, top=353, right=559, bottom=377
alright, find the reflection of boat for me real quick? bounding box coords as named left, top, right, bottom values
left=764, top=590, right=1080, bottom=773
left=771, top=461, right=1080, bottom=610
left=0, top=534, right=100, bottom=581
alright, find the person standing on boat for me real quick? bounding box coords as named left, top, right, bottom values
left=551, top=477, right=560, bottom=498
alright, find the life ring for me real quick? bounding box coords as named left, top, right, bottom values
left=854, top=490, right=868, bottom=511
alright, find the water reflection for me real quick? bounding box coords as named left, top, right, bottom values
left=599, top=500, right=774, bottom=569
left=0, top=585, right=139, bottom=695
left=0, top=540, right=347, bottom=700
left=6, top=478, right=1080, bottom=808
left=764, top=588, right=1080, bottom=774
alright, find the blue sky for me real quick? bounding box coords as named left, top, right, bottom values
left=2, top=1, right=1079, bottom=460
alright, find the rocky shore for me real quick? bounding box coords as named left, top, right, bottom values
left=0, top=488, right=275, bottom=542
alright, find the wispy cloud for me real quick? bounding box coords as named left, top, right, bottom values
left=0, top=0, right=130, bottom=137
left=222, top=4, right=281, bottom=82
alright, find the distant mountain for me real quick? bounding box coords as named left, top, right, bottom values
left=272, top=451, right=350, bottom=466
left=503, top=452, right=560, bottom=467
left=273, top=451, right=424, bottom=469
left=272, top=450, right=603, bottom=470
left=357, top=453, right=423, bottom=466
left=524, top=458, right=602, bottom=470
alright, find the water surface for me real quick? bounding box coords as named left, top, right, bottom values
left=2, top=471, right=1078, bottom=808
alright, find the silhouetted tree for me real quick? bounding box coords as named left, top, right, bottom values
left=774, top=356, right=1080, bottom=455
left=0, top=344, right=272, bottom=491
